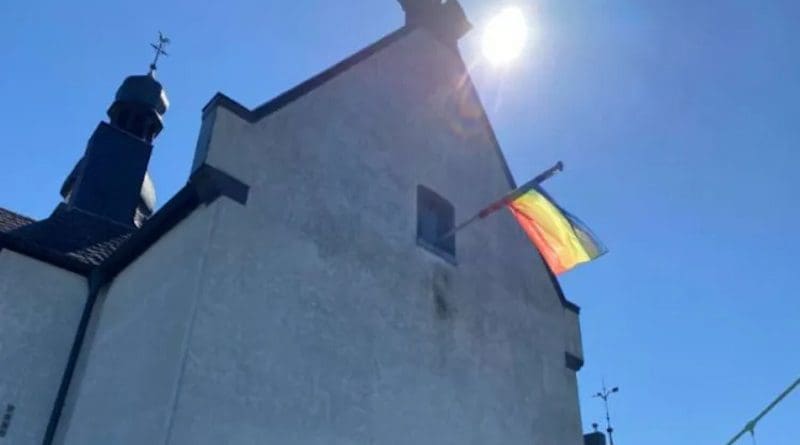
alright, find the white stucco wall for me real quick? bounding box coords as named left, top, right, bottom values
left=58, top=27, right=584, bottom=445
left=0, top=250, right=86, bottom=445
left=57, top=206, right=219, bottom=444
left=172, top=28, right=584, bottom=444
left=565, top=307, right=584, bottom=360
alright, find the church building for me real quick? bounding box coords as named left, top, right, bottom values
left=0, top=1, right=586, bottom=443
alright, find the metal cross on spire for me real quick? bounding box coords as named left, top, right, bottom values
left=149, top=31, right=170, bottom=74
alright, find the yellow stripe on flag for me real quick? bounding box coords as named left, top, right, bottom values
left=508, top=190, right=598, bottom=274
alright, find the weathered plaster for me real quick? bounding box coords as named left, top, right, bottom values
left=0, top=250, right=86, bottom=444
left=56, top=27, right=584, bottom=445
left=172, top=29, right=583, bottom=444
left=58, top=206, right=218, bottom=444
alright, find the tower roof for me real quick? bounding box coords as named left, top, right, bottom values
left=113, top=73, right=169, bottom=116
left=0, top=205, right=133, bottom=270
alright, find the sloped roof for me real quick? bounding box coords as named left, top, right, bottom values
left=9, top=205, right=133, bottom=266
left=0, top=205, right=133, bottom=272
left=0, top=165, right=247, bottom=279
left=0, top=207, right=35, bottom=232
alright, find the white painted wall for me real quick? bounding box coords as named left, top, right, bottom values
left=58, top=27, right=584, bottom=444
left=57, top=206, right=219, bottom=444
left=565, top=308, right=584, bottom=360
left=173, top=28, right=584, bottom=444
left=0, top=250, right=86, bottom=445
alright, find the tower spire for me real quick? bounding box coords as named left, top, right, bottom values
left=59, top=37, right=170, bottom=228
left=149, top=31, right=170, bottom=75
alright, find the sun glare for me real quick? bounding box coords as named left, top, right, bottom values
left=482, top=7, right=529, bottom=66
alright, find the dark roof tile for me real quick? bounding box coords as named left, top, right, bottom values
left=1, top=205, right=133, bottom=267
left=0, top=207, right=35, bottom=233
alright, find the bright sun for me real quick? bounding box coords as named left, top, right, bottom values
left=482, top=7, right=529, bottom=66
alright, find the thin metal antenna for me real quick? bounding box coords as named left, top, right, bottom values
left=149, top=31, right=170, bottom=74
left=593, top=380, right=619, bottom=445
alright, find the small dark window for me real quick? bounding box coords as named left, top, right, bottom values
left=417, top=185, right=456, bottom=261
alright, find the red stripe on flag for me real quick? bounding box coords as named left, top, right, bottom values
left=507, top=204, right=568, bottom=275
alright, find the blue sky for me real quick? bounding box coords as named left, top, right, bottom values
left=1, top=1, right=798, bottom=444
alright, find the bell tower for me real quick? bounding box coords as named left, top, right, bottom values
left=107, top=33, right=170, bottom=143
left=60, top=34, right=170, bottom=228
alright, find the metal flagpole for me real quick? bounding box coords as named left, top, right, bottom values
left=724, top=376, right=800, bottom=445
left=438, top=161, right=564, bottom=241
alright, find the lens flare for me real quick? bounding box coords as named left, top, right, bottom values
left=482, top=7, right=528, bottom=66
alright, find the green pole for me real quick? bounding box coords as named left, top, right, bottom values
left=725, top=376, right=800, bottom=445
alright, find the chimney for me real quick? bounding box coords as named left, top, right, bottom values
left=584, top=431, right=607, bottom=445
left=397, top=0, right=472, bottom=44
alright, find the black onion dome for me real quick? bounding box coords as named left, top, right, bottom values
left=106, top=72, right=169, bottom=143
left=113, top=73, right=169, bottom=116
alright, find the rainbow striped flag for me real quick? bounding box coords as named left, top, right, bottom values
left=507, top=187, right=606, bottom=275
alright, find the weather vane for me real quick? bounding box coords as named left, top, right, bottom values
left=149, top=31, right=170, bottom=74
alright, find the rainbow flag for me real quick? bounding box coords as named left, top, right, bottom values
left=507, top=187, right=606, bottom=275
